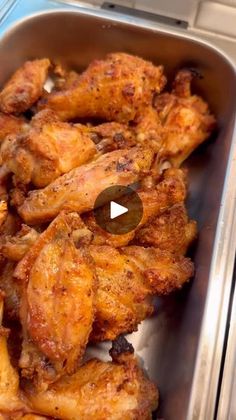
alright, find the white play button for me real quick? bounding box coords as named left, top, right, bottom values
left=110, top=201, right=128, bottom=220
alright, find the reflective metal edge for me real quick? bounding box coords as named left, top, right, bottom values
left=1, top=5, right=236, bottom=420
left=216, top=240, right=236, bottom=419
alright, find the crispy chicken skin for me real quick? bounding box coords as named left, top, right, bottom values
left=90, top=245, right=194, bottom=341
left=83, top=168, right=187, bottom=248
left=15, top=212, right=96, bottom=388
left=0, top=113, right=28, bottom=143
left=40, top=53, right=166, bottom=122
left=18, top=147, right=154, bottom=224
left=23, top=339, right=158, bottom=420
left=0, top=292, right=24, bottom=414
left=1, top=110, right=97, bottom=187
left=0, top=59, right=51, bottom=114
left=0, top=260, right=22, bottom=320
left=1, top=225, right=39, bottom=262
left=84, top=121, right=136, bottom=153
left=155, top=69, right=216, bottom=166
left=135, top=203, right=197, bottom=254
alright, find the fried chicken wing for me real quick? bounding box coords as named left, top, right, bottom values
left=0, top=59, right=51, bottom=114
left=0, top=260, right=22, bottom=320
left=83, top=168, right=187, bottom=248
left=90, top=244, right=193, bottom=341
left=0, top=224, right=39, bottom=320
left=155, top=69, right=216, bottom=166
left=1, top=224, right=39, bottom=262
left=40, top=53, right=166, bottom=122
left=84, top=121, right=136, bottom=153
left=23, top=339, right=158, bottom=420
left=135, top=203, right=197, bottom=254
left=0, top=292, right=24, bottom=413
left=15, top=212, right=96, bottom=388
left=18, top=147, right=154, bottom=224
left=1, top=110, right=97, bottom=187
left=0, top=113, right=28, bottom=143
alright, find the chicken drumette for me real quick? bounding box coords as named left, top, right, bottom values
left=0, top=59, right=51, bottom=114
left=40, top=53, right=166, bottom=122
left=155, top=69, right=216, bottom=167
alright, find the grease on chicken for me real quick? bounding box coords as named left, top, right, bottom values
left=15, top=212, right=96, bottom=389
left=23, top=338, right=158, bottom=420
left=18, top=147, right=154, bottom=225
left=40, top=53, right=166, bottom=122
left=1, top=110, right=97, bottom=187
left=0, top=59, right=51, bottom=114
left=155, top=69, right=216, bottom=166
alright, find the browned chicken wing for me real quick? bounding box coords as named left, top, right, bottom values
left=0, top=292, right=24, bottom=414
left=0, top=59, right=51, bottom=114
left=40, top=53, right=166, bottom=122
left=135, top=203, right=197, bottom=254
left=83, top=168, right=187, bottom=248
left=155, top=69, right=216, bottom=166
left=23, top=339, right=158, bottom=420
left=1, top=110, right=97, bottom=187
left=90, top=245, right=193, bottom=341
left=15, top=212, right=96, bottom=389
left=0, top=113, right=28, bottom=143
left=18, top=147, right=154, bottom=224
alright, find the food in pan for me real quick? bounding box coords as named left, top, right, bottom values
left=0, top=53, right=216, bottom=418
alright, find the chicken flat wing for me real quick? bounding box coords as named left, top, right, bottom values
left=0, top=113, right=28, bottom=143
left=90, top=244, right=193, bottom=341
left=1, top=110, right=97, bottom=187
left=83, top=168, right=187, bottom=248
left=40, top=53, right=166, bottom=122
left=15, top=212, right=96, bottom=388
left=0, top=59, right=51, bottom=114
left=0, top=292, right=24, bottom=414
left=135, top=203, right=197, bottom=254
left=18, top=147, right=154, bottom=224
left=1, top=225, right=39, bottom=262
left=122, top=246, right=194, bottom=295
left=23, top=338, right=158, bottom=420
left=155, top=69, right=216, bottom=167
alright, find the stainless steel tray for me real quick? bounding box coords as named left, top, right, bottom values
left=0, top=6, right=236, bottom=420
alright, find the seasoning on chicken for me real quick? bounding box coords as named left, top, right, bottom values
left=90, top=245, right=194, bottom=341
left=155, top=69, right=216, bottom=167
left=23, top=338, right=159, bottom=420
left=135, top=203, right=197, bottom=254
left=18, top=147, right=154, bottom=225
left=0, top=59, right=51, bottom=114
left=0, top=109, right=97, bottom=187
left=0, top=292, right=24, bottom=414
left=0, top=112, right=28, bottom=143
left=83, top=168, right=187, bottom=248
left=40, top=53, right=166, bottom=122
left=15, top=212, right=96, bottom=389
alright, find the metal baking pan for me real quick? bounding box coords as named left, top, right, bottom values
left=0, top=5, right=236, bottom=420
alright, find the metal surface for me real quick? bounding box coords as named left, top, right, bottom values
left=0, top=7, right=236, bottom=420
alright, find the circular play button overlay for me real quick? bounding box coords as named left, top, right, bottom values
left=93, top=185, right=143, bottom=235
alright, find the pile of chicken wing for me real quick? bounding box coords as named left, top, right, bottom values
left=0, top=53, right=216, bottom=419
